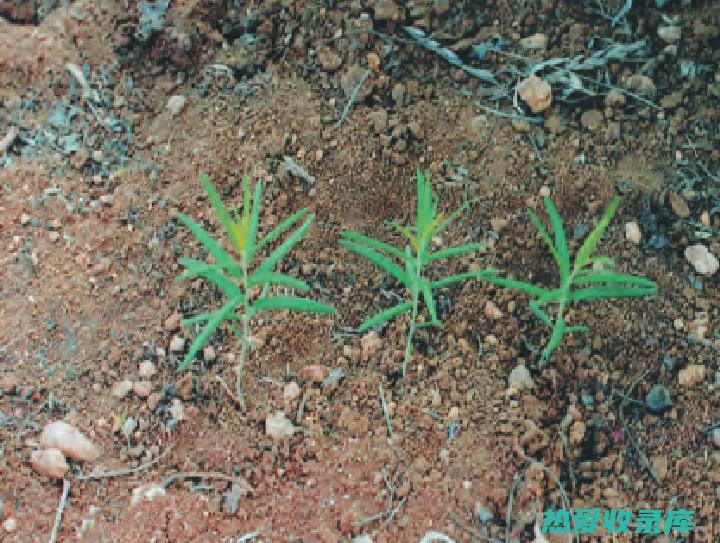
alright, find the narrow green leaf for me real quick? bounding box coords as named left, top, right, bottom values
left=571, top=271, right=656, bottom=288
left=574, top=196, right=621, bottom=271
left=248, top=272, right=309, bottom=291
left=434, top=199, right=477, bottom=236
left=252, top=296, right=335, bottom=314
left=357, top=301, right=413, bottom=333
left=420, top=279, right=437, bottom=322
left=426, top=243, right=486, bottom=263
left=199, top=174, right=238, bottom=247
left=177, top=261, right=241, bottom=280
left=177, top=258, right=243, bottom=298
left=257, top=215, right=314, bottom=274
left=432, top=269, right=495, bottom=289
left=565, top=325, right=590, bottom=333
left=416, top=168, right=425, bottom=233
left=568, top=285, right=657, bottom=302
left=387, top=221, right=418, bottom=251
left=542, top=316, right=566, bottom=361
left=339, top=239, right=412, bottom=288
left=176, top=213, right=231, bottom=266
left=529, top=300, right=554, bottom=327
left=256, top=209, right=308, bottom=251
left=527, top=208, right=562, bottom=271
left=543, top=197, right=570, bottom=282
left=340, top=231, right=407, bottom=260
left=180, top=295, right=244, bottom=370
left=246, top=178, right=263, bottom=261
left=481, top=274, right=550, bottom=297
left=585, top=256, right=614, bottom=269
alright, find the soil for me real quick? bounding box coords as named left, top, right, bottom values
left=1, top=1, right=719, bottom=542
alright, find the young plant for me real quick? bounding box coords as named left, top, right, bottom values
left=339, top=168, right=496, bottom=377
left=176, top=174, right=334, bottom=406
left=483, top=195, right=657, bottom=365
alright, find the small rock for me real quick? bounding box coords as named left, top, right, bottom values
left=131, top=484, right=166, bottom=506
left=283, top=381, right=301, bottom=401
left=317, top=47, right=342, bottom=72
left=508, top=365, right=534, bottom=390
left=484, top=300, right=503, bottom=320
left=569, top=420, right=586, bottom=445
left=169, top=336, right=185, bottom=353
left=147, top=392, right=162, bottom=411
left=3, top=517, right=17, bottom=533
left=367, top=52, right=380, bottom=71
left=166, top=95, right=186, bottom=116
left=448, top=406, right=460, bottom=421
left=360, top=331, right=382, bottom=361
left=646, top=384, right=672, bottom=413
left=176, top=374, right=193, bottom=400
left=684, top=244, right=718, bottom=275
left=668, top=192, right=690, bottom=218
left=2, top=373, right=20, bottom=394
left=265, top=411, right=296, bottom=440
left=623, top=74, right=656, bottom=97
left=299, top=364, right=330, bottom=383
left=30, top=448, right=69, bottom=478
left=660, top=90, right=683, bottom=109
left=517, top=75, right=552, bottom=113
left=353, top=535, right=374, bottom=543
left=20, top=212, right=31, bottom=226
left=625, top=221, right=641, bottom=244
left=711, top=428, right=720, bottom=448
left=138, top=360, right=156, bottom=379
left=203, top=345, right=216, bottom=361
left=169, top=399, right=185, bottom=420
left=40, top=421, right=101, bottom=462
left=678, top=364, right=706, bottom=387
left=580, top=109, right=604, bottom=131
left=111, top=380, right=133, bottom=399
left=651, top=455, right=668, bottom=479
left=48, top=231, right=60, bottom=242
left=374, top=0, right=400, bottom=20
left=605, top=89, right=626, bottom=108
left=519, top=33, right=548, bottom=51
left=164, top=313, right=181, bottom=332
left=133, top=381, right=152, bottom=398
left=658, top=25, right=681, bottom=43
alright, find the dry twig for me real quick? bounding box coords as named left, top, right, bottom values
left=48, top=478, right=71, bottom=543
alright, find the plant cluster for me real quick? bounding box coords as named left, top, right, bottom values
left=175, top=170, right=657, bottom=404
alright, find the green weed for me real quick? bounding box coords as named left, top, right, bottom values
left=340, top=169, right=496, bottom=377
left=176, top=174, right=334, bottom=406
left=484, top=195, right=657, bottom=365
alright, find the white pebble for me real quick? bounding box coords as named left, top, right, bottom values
left=684, top=244, right=719, bottom=275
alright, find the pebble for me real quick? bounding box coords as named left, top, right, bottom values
left=678, top=364, right=706, bottom=387
left=668, top=192, right=690, bottom=217
left=569, top=420, right=586, bottom=445
left=147, top=392, right=162, bottom=411
left=131, top=483, right=166, bottom=506
left=711, top=428, right=720, bottom=448
left=265, top=411, right=296, bottom=440
left=625, top=221, right=641, bottom=244
left=30, top=448, right=69, bottom=478
left=360, top=331, right=382, bottom=361
left=374, top=0, right=400, bottom=20
left=1, top=373, right=20, bottom=394
left=164, top=313, right=181, bottom=332
left=283, top=381, right=301, bottom=401
left=646, top=384, right=672, bottom=413
left=20, top=212, right=31, bottom=226
left=40, top=421, right=101, bottom=462
left=517, top=75, right=552, bottom=113
left=203, top=345, right=216, bottom=361
left=169, top=399, right=185, bottom=421
left=519, top=32, right=548, bottom=51
left=3, top=517, right=17, bottom=533
left=684, top=244, right=719, bottom=275
left=299, top=364, right=330, bottom=383
left=658, top=25, right=681, bottom=43
left=508, top=365, right=534, bottom=390
left=624, top=74, right=656, bottom=97
left=605, top=89, right=626, bottom=107
left=166, top=95, right=186, bottom=116
left=133, top=381, right=152, bottom=398
left=169, top=336, right=185, bottom=352
left=111, top=380, right=134, bottom=399
left=484, top=301, right=503, bottom=320
left=580, top=109, right=604, bottom=130
left=447, top=406, right=460, bottom=421
left=651, top=455, right=668, bottom=479
left=138, top=360, right=156, bottom=379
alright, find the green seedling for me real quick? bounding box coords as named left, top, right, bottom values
left=484, top=195, right=657, bottom=365
left=176, top=174, right=334, bottom=406
left=340, top=168, right=496, bottom=377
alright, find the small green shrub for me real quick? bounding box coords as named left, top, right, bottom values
left=484, top=195, right=657, bottom=365
left=176, top=174, right=334, bottom=406
left=340, top=168, right=496, bottom=377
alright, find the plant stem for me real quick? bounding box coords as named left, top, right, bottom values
left=237, top=252, right=251, bottom=408
left=402, top=294, right=418, bottom=378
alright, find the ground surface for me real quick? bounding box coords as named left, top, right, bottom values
left=1, top=1, right=719, bottom=542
